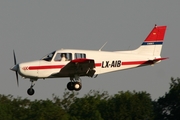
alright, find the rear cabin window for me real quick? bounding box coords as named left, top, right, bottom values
left=75, top=53, right=86, bottom=59
left=54, top=53, right=72, bottom=61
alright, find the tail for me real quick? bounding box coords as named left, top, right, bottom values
left=134, top=25, right=167, bottom=56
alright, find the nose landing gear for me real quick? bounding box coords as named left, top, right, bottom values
left=27, top=79, right=36, bottom=96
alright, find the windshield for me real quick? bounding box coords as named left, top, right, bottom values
left=41, top=51, right=56, bottom=61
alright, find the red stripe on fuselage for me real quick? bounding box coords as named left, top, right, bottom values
left=29, top=65, right=64, bottom=70
left=28, top=63, right=102, bottom=70
left=95, top=63, right=102, bottom=67
left=122, top=60, right=153, bottom=65
left=27, top=59, right=162, bottom=70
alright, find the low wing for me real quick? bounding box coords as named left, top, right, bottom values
left=52, top=58, right=96, bottom=77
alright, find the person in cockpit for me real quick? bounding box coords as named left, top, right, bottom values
left=60, top=53, right=67, bottom=61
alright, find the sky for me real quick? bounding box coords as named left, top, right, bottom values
left=0, top=0, right=180, bottom=100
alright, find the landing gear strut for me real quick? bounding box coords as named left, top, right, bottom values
left=27, top=79, right=35, bottom=96
left=67, top=76, right=82, bottom=91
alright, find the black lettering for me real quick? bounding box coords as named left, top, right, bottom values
left=105, top=61, right=109, bottom=68
left=102, top=61, right=105, bottom=68
left=117, top=60, right=121, bottom=67
left=111, top=61, right=115, bottom=67
left=114, top=60, right=117, bottom=67
left=102, top=60, right=121, bottom=68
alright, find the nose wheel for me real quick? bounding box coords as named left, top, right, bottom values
left=27, top=80, right=35, bottom=96
left=27, top=88, right=35, bottom=96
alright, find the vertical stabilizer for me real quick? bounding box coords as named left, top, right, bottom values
left=134, top=25, right=167, bottom=56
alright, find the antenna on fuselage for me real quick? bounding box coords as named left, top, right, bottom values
left=99, top=41, right=108, bottom=51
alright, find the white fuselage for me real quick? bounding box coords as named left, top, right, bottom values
left=17, top=49, right=160, bottom=79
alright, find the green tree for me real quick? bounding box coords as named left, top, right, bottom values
left=26, top=99, right=68, bottom=120
left=154, top=77, right=180, bottom=120
left=0, top=88, right=155, bottom=120
left=0, top=94, right=70, bottom=120
left=11, top=97, right=31, bottom=120
left=0, top=95, right=14, bottom=120
left=0, top=95, right=30, bottom=120
left=68, top=90, right=109, bottom=120
left=59, top=89, right=79, bottom=111
left=101, top=91, right=154, bottom=120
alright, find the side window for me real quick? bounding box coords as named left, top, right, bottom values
left=54, top=53, right=72, bottom=61
left=75, top=53, right=86, bottom=59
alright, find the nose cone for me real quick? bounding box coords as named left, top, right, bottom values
left=11, top=64, right=19, bottom=72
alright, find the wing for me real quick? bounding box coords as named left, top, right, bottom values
left=52, top=58, right=96, bottom=77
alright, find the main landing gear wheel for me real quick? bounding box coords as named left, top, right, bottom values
left=67, top=82, right=82, bottom=91
left=67, top=76, right=82, bottom=91
left=67, top=82, right=74, bottom=91
left=74, top=82, right=82, bottom=91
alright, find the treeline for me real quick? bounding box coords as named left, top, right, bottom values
left=0, top=77, right=180, bottom=120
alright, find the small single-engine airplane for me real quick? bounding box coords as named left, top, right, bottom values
left=11, top=25, right=168, bottom=95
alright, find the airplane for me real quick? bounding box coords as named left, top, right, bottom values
left=11, top=25, right=168, bottom=96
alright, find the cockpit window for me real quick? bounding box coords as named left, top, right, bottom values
left=54, top=53, right=72, bottom=61
left=41, top=51, right=55, bottom=61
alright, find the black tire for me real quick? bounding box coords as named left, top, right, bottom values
left=27, top=88, right=35, bottom=96
left=67, top=82, right=74, bottom=91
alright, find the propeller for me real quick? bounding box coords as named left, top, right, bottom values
left=13, top=50, right=19, bottom=86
